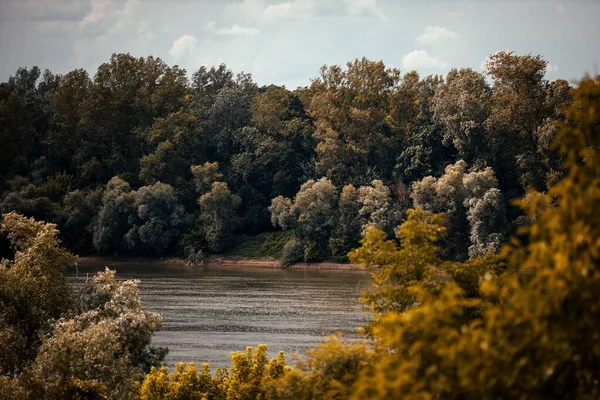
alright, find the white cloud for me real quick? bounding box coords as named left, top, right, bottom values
left=417, top=26, right=458, bottom=45
left=216, top=24, right=260, bottom=36
left=547, top=63, right=559, bottom=72
left=343, top=0, right=385, bottom=20
left=224, top=0, right=383, bottom=21
left=264, top=2, right=294, bottom=18
left=262, top=0, right=327, bottom=20
left=83, top=0, right=112, bottom=24
left=70, top=0, right=146, bottom=37
left=66, top=0, right=153, bottom=68
left=402, top=50, right=449, bottom=70
left=169, top=35, right=198, bottom=61
left=224, top=0, right=267, bottom=21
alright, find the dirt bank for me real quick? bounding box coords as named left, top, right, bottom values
left=75, top=256, right=365, bottom=271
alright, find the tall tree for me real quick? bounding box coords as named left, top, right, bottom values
left=433, top=68, right=492, bottom=168
left=485, top=51, right=569, bottom=193
left=195, top=182, right=241, bottom=253
left=309, top=58, right=401, bottom=185
left=230, top=85, right=315, bottom=231
left=270, top=178, right=339, bottom=261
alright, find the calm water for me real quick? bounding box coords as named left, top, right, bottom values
left=68, top=263, right=370, bottom=368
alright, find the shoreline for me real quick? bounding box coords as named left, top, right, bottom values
left=75, top=256, right=365, bottom=272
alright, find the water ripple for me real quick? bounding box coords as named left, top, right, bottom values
left=68, top=264, right=370, bottom=368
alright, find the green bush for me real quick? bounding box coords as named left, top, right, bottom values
left=280, top=238, right=304, bottom=267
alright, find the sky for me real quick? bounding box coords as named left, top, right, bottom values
left=0, top=0, right=599, bottom=88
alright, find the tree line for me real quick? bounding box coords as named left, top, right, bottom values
left=0, top=52, right=571, bottom=263
left=1, top=74, right=598, bottom=398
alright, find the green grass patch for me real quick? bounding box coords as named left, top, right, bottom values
left=225, top=230, right=294, bottom=259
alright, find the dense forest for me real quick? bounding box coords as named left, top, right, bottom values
left=0, top=74, right=599, bottom=398
left=0, top=52, right=572, bottom=264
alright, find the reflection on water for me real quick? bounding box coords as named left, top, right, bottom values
left=68, top=263, right=370, bottom=368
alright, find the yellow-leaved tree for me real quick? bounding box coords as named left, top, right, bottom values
left=347, top=76, right=600, bottom=398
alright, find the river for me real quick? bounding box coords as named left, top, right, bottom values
left=69, top=263, right=371, bottom=368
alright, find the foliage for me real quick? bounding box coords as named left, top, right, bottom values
left=92, top=176, right=134, bottom=254
left=279, top=237, right=304, bottom=267
left=411, top=160, right=506, bottom=260
left=191, top=162, right=223, bottom=195
left=270, top=178, right=339, bottom=262
left=329, top=184, right=363, bottom=262
left=0, top=214, right=165, bottom=399
left=0, top=55, right=595, bottom=399
left=21, top=74, right=586, bottom=400
left=59, top=188, right=103, bottom=254
left=357, top=180, right=403, bottom=236
left=139, top=110, right=204, bottom=208
left=350, top=209, right=448, bottom=316
left=138, top=345, right=287, bottom=400
left=125, top=182, right=189, bottom=255
left=346, top=75, right=600, bottom=398
left=92, top=178, right=188, bottom=256
left=195, top=182, right=241, bottom=253
left=309, top=58, right=401, bottom=185
left=75, top=269, right=166, bottom=371
left=264, top=335, right=374, bottom=400
left=433, top=68, right=491, bottom=167
left=0, top=53, right=571, bottom=261
left=0, top=213, right=73, bottom=375
left=230, top=85, right=315, bottom=231
left=20, top=268, right=165, bottom=399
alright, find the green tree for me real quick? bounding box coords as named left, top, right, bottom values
left=139, top=110, right=204, bottom=208
left=433, top=68, right=491, bottom=167
left=329, top=184, right=363, bottom=262
left=48, top=69, right=92, bottom=178
left=125, top=182, right=189, bottom=255
left=485, top=51, right=571, bottom=193
left=350, top=209, right=448, bottom=317
left=196, top=182, right=241, bottom=253
left=357, top=180, right=402, bottom=236
left=191, top=162, right=223, bottom=195
left=0, top=213, right=166, bottom=399
left=309, top=58, right=401, bottom=185
left=190, top=64, right=234, bottom=119
left=268, top=196, right=296, bottom=231
left=0, top=67, right=58, bottom=191
left=204, top=72, right=258, bottom=167
left=61, top=54, right=188, bottom=185
left=411, top=160, right=505, bottom=260
left=394, top=73, right=451, bottom=183
left=271, top=178, right=339, bottom=262
left=229, top=85, right=315, bottom=231
left=92, top=177, right=134, bottom=255
left=59, top=188, right=103, bottom=254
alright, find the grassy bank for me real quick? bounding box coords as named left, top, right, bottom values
left=75, top=230, right=365, bottom=271
left=75, top=255, right=363, bottom=271
left=223, top=230, right=294, bottom=259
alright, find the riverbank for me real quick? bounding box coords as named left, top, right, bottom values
left=75, top=256, right=365, bottom=271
